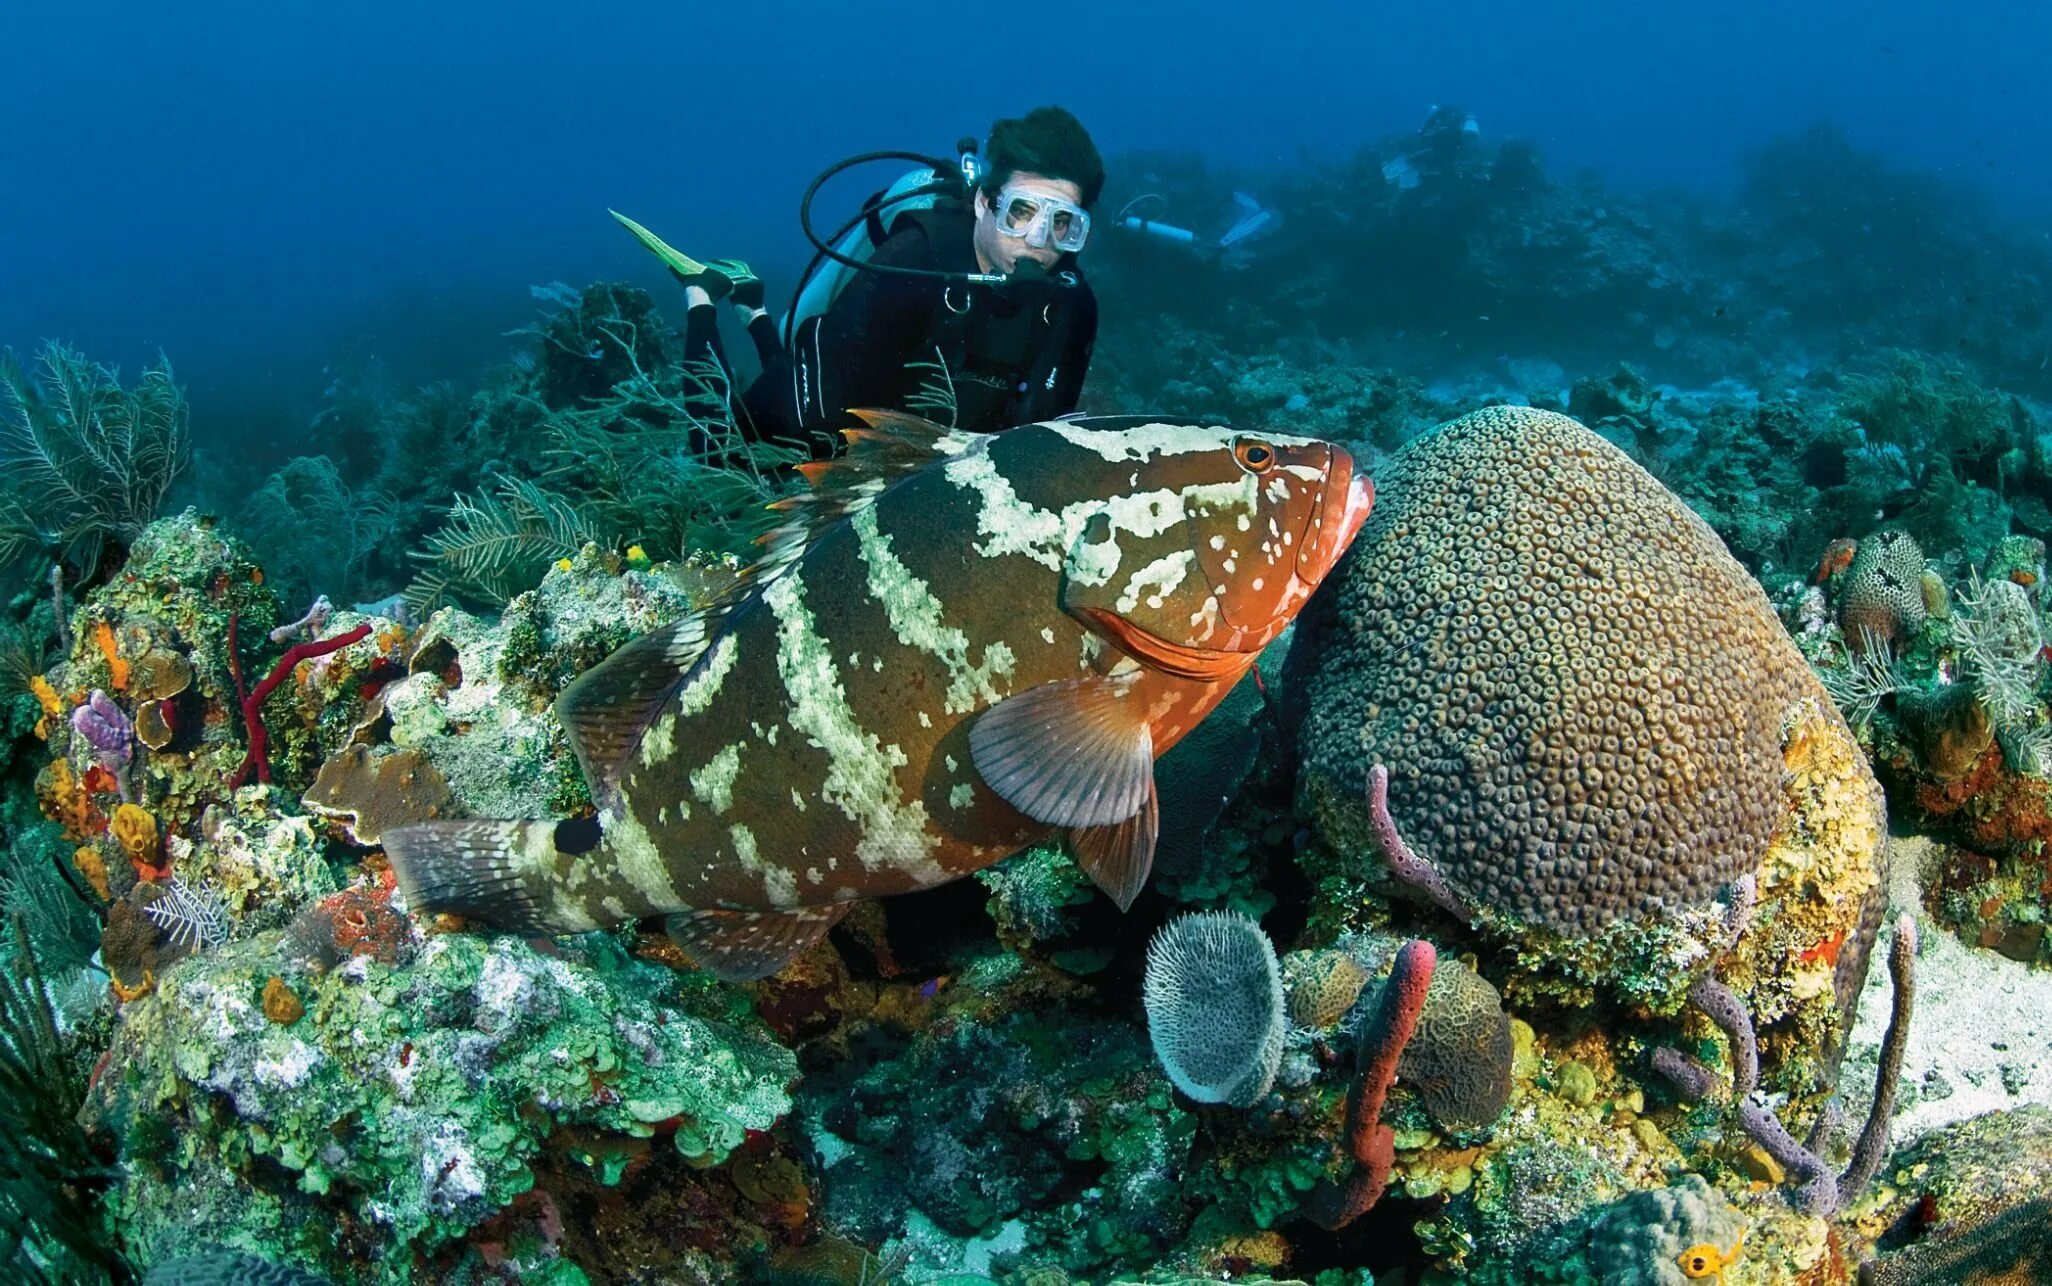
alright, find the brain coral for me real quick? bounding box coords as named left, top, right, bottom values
left=1840, top=530, right=1929, bottom=649
left=1282, top=948, right=1372, bottom=1030
left=1398, top=957, right=1514, bottom=1131
left=1294, top=405, right=1826, bottom=936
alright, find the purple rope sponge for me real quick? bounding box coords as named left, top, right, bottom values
left=1367, top=765, right=1474, bottom=924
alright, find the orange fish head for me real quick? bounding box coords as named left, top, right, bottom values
left=1059, top=427, right=1372, bottom=675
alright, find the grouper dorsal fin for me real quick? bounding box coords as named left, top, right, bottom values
left=742, top=409, right=972, bottom=590
left=555, top=616, right=720, bottom=804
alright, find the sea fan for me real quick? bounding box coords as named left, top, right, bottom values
left=403, top=474, right=609, bottom=612
left=143, top=877, right=231, bottom=952
left=0, top=342, right=190, bottom=579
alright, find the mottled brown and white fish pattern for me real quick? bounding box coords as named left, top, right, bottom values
left=385, top=415, right=1372, bottom=979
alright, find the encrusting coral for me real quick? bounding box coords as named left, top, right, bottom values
left=90, top=926, right=798, bottom=1283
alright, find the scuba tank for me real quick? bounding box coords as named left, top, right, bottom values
left=782, top=141, right=990, bottom=347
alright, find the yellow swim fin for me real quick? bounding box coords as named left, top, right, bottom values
left=608, top=209, right=706, bottom=279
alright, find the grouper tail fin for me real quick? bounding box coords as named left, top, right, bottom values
left=384, top=819, right=592, bottom=936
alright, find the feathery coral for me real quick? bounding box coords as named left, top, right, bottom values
left=0, top=342, right=189, bottom=579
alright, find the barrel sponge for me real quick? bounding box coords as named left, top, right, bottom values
left=1840, top=530, right=1929, bottom=647
left=1397, top=957, right=1514, bottom=1131
left=1294, top=405, right=1820, bottom=935
left=1143, top=911, right=1286, bottom=1108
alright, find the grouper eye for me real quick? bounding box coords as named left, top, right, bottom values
left=1234, top=438, right=1276, bottom=473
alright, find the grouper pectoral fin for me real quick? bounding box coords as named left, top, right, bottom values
left=555, top=618, right=719, bottom=805
left=1068, top=777, right=1159, bottom=912
left=665, top=905, right=853, bottom=982
left=968, top=673, right=1155, bottom=828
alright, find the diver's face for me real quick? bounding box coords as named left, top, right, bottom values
left=974, top=173, right=1084, bottom=274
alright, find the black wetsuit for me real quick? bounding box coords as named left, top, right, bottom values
left=685, top=202, right=1098, bottom=457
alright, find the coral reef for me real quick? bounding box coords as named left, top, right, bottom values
left=91, top=927, right=797, bottom=1282
left=15, top=111, right=2052, bottom=1279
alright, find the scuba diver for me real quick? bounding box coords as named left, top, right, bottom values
left=1382, top=104, right=1482, bottom=191
left=616, top=106, right=1104, bottom=456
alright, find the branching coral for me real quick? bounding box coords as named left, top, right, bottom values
left=0, top=342, right=189, bottom=580
left=1821, top=626, right=1908, bottom=727
left=402, top=474, right=609, bottom=613
left=227, top=615, right=374, bottom=787
left=141, top=877, right=231, bottom=953
left=1952, top=570, right=2045, bottom=752
left=1658, top=914, right=1918, bottom=1217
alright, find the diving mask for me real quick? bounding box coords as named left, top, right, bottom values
left=991, top=185, right=1091, bottom=253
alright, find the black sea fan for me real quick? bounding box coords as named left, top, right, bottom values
left=0, top=916, right=127, bottom=1283
left=1142, top=910, right=1285, bottom=1108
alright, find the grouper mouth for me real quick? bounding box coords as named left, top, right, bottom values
left=1297, top=446, right=1374, bottom=584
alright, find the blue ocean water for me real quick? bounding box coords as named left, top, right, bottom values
left=5, top=0, right=2049, bottom=422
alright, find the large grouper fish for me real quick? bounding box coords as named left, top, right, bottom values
left=384, top=413, right=1373, bottom=980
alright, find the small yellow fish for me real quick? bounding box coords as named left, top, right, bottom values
left=1676, top=1228, right=1745, bottom=1283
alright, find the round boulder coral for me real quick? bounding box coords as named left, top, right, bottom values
left=1143, top=911, right=1285, bottom=1108
left=1293, top=406, right=1826, bottom=936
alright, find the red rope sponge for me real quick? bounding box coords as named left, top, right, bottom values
left=229, top=614, right=372, bottom=788
left=1312, top=937, right=1438, bottom=1229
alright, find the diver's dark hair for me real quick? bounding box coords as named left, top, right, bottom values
left=980, top=106, right=1106, bottom=209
